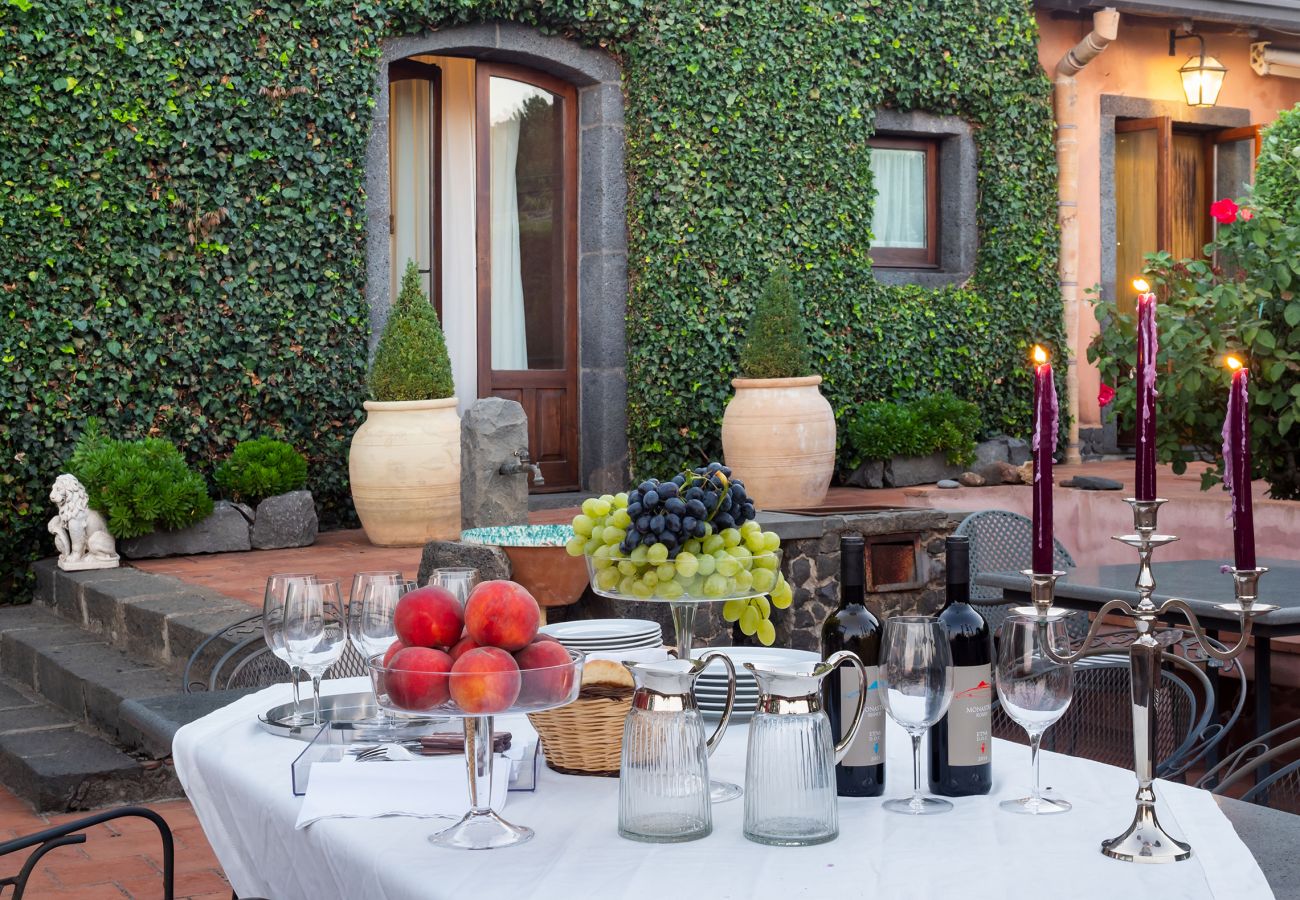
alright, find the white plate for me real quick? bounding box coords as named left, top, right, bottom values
left=696, top=646, right=820, bottom=668
left=558, top=635, right=663, bottom=646
left=560, top=641, right=664, bottom=652
left=540, top=619, right=662, bottom=642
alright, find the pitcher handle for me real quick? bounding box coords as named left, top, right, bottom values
left=824, top=650, right=869, bottom=765
left=698, top=651, right=736, bottom=756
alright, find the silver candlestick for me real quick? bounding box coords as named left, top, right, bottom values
left=1024, top=497, right=1276, bottom=864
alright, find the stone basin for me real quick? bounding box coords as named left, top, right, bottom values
left=460, top=525, right=587, bottom=608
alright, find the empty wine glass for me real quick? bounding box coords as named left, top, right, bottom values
left=352, top=579, right=406, bottom=730
left=263, top=573, right=316, bottom=726
left=283, top=578, right=347, bottom=726
left=348, top=571, right=402, bottom=652
left=997, top=614, right=1074, bottom=815
left=431, top=567, right=480, bottom=604
left=880, top=615, right=954, bottom=815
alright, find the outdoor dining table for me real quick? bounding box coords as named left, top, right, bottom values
left=173, top=677, right=1282, bottom=900
left=976, top=557, right=1300, bottom=741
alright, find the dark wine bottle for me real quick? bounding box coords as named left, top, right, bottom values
left=928, top=535, right=994, bottom=796
left=821, top=533, right=886, bottom=797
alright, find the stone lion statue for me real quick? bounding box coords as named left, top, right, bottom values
left=48, top=473, right=118, bottom=570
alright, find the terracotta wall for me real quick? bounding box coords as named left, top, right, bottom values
left=1035, top=12, right=1300, bottom=429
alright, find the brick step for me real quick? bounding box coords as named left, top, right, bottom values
left=0, top=672, right=181, bottom=813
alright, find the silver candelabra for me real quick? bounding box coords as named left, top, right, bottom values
left=1024, top=498, right=1276, bottom=864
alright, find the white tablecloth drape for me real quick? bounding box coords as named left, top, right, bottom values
left=174, top=678, right=1273, bottom=900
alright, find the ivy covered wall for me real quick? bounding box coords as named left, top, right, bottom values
left=0, top=0, right=1059, bottom=591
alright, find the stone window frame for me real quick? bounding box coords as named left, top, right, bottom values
left=869, top=109, right=977, bottom=288
left=365, top=23, right=630, bottom=493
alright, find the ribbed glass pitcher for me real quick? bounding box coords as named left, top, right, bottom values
left=742, top=650, right=868, bottom=846
left=618, top=652, right=737, bottom=843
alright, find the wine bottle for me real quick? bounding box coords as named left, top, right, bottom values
left=821, top=533, right=885, bottom=797
left=928, top=534, right=994, bottom=796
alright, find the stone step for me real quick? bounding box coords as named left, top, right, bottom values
left=0, top=605, right=184, bottom=757
left=0, top=673, right=181, bottom=813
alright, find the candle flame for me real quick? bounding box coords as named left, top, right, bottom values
left=1132, top=278, right=1151, bottom=293
left=1032, top=345, right=1048, bottom=365
left=1226, top=355, right=1243, bottom=371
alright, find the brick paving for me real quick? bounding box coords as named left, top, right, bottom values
left=0, top=783, right=228, bottom=899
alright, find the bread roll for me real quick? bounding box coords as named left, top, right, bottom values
left=580, top=658, right=635, bottom=689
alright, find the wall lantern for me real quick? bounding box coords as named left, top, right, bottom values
left=1169, top=30, right=1227, bottom=107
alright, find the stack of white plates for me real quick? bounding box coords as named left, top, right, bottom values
left=538, top=618, right=663, bottom=653
left=696, top=646, right=820, bottom=721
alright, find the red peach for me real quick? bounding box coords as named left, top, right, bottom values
left=514, top=639, right=575, bottom=706
left=393, top=586, right=463, bottom=649
left=385, top=646, right=453, bottom=710
left=449, top=647, right=521, bottom=713
left=464, top=581, right=539, bottom=651
left=449, top=634, right=482, bottom=662
left=382, top=639, right=406, bottom=667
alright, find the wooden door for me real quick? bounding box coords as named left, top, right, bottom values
left=1114, top=117, right=1170, bottom=315
left=475, top=63, right=579, bottom=492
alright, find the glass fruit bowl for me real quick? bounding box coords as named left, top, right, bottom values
left=583, top=549, right=783, bottom=603
left=368, top=646, right=584, bottom=849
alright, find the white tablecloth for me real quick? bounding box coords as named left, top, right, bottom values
left=174, top=678, right=1273, bottom=900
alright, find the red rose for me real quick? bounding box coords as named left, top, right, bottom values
left=1210, top=198, right=1239, bottom=225
left=1098, top=383, right=1116, bottom=407
left=1238, top=207, right=1254, bottom=222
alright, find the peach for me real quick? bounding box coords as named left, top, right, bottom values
left=449, top=634, right=482, bottom=662
left=381, top=639, right=406, bottom=667
left=449, top=647, right=521, bottom=713
left=514, top=639, right=575, bottom=706
left=385, top=646, right=453, bottom=710
left=464, top=580, right=539, bottom=651
left=393, top=586, right=463, bottom=649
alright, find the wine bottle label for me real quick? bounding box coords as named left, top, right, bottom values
left=949, top=664, right=992, bottom=767
left=840, top=664, right=885, bottom=766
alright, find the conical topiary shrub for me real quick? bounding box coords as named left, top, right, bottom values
left=737, top=270, right=812, bottom=380
left=368, top=261, right=455, bottom=401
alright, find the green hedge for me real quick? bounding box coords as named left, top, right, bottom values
left=0, top=0, right=1059, bottom=594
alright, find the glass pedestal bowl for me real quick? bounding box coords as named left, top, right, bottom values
left=368, top=647, right=584, bottom=849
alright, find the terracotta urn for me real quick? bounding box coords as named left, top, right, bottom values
left=721, top=375, right=836, bottom=509
left=349, top=398, right=461, bottom=546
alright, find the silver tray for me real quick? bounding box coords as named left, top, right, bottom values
left=257, top=691, right=450, bottom=742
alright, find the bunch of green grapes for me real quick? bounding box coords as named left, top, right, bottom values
left=567, top=500, right=792, bottom=646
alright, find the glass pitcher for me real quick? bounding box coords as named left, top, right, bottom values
left=618, top=652, right=737, bottom=843
left=743, top=650, right=868, bottom=846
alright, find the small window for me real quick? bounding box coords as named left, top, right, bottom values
left=868, top=137, right=938, bottom=268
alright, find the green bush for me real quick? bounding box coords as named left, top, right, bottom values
left=68, top=422, right=214, bottom=539
left=214, top=437, right=308, bottom=505
left=369, top=261, right=456, bottom=402
left=844, top=392, right=982, bottom=468
left=1254, top=102, right=1300, bottom=214
left=737, top=271, right=811, bottom=379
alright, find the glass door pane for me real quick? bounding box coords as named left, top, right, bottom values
left=1114, top=118, right=1169, bottom=316
left=389, top=72, right=437, bottom=304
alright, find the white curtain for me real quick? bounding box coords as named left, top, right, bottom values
left=870, top=147, right=927, bottom=249
left=389, top=78, right=431, bottom=300
left=489, top=84, right=529, bottom=371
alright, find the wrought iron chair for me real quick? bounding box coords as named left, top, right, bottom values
left=184, top=613, right=369, bottom=693
left=992, top=646, right=1242, bottom=780
left=1199, top=718, right=1300, bottom=813
left=0, top=807, right=174, bottom=900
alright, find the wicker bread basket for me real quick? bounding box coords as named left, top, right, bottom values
left=527, top=684, right=632, bottom=776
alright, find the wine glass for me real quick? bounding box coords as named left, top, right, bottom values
left=352, top=579, right=406, bottom=730
left=431, top=567, right=480, bottom=604
left=880, top=615, right=954, bottom=815
left=263, top=573, right=317, bottom=726
left=996, top=614, right=1074, bottom=815
left=283, top=578, right=347, bottom=726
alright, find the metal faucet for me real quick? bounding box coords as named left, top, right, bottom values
left=499, top=448, right=544, bottom=486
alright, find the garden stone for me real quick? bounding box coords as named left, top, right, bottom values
left=958, top=472, right=986, bottom=487
left=461, top=398, right=530, bottom=529
left=418, top=540, right=511, bottom=588
left=974, top=461, right=1024, bottom=486
left=937, top=479, right=961, bottom=489
left=232, top=503, right=255, bottom=525
left=119, top=502, right=251, bottom=559
left=250, top=491, right=318, bottom=549
left=1005, top=437, right=1031, bottom=466
left=885, top=453, right=963, bottom=488
left=845, top=459, right=885, bottom=489
left=1017, top=461, right=1035, bottom=485
left=974, top=440, right=1009, bottom=468
left=1061, top=475, right=1123, bottom=491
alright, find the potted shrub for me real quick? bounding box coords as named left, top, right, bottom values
left=721, top=270, right=836, bottom=508
left=349, top=261, right=461, bottom=545
left=843, top=393, right=981, bottom=487
left=216, top=437, right=318, bottom=549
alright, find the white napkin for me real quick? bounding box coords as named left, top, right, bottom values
left=295, top=755, right=509, bottom=829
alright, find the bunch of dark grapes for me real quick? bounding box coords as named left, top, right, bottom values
left=619, top=462, right=756, bottom=558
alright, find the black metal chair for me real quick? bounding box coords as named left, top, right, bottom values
left=0, top=807, right=174, bottom=900
left=1199, top=718, right=1300, bottom=813
left=184, top=613, right=369, bottom=693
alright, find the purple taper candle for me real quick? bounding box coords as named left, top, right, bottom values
left=1222, top=356, right=1256, bottom=570
left=1134, top=280, right=1158, bottom=501
left=1031, top=346, right=1058, bottom=574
